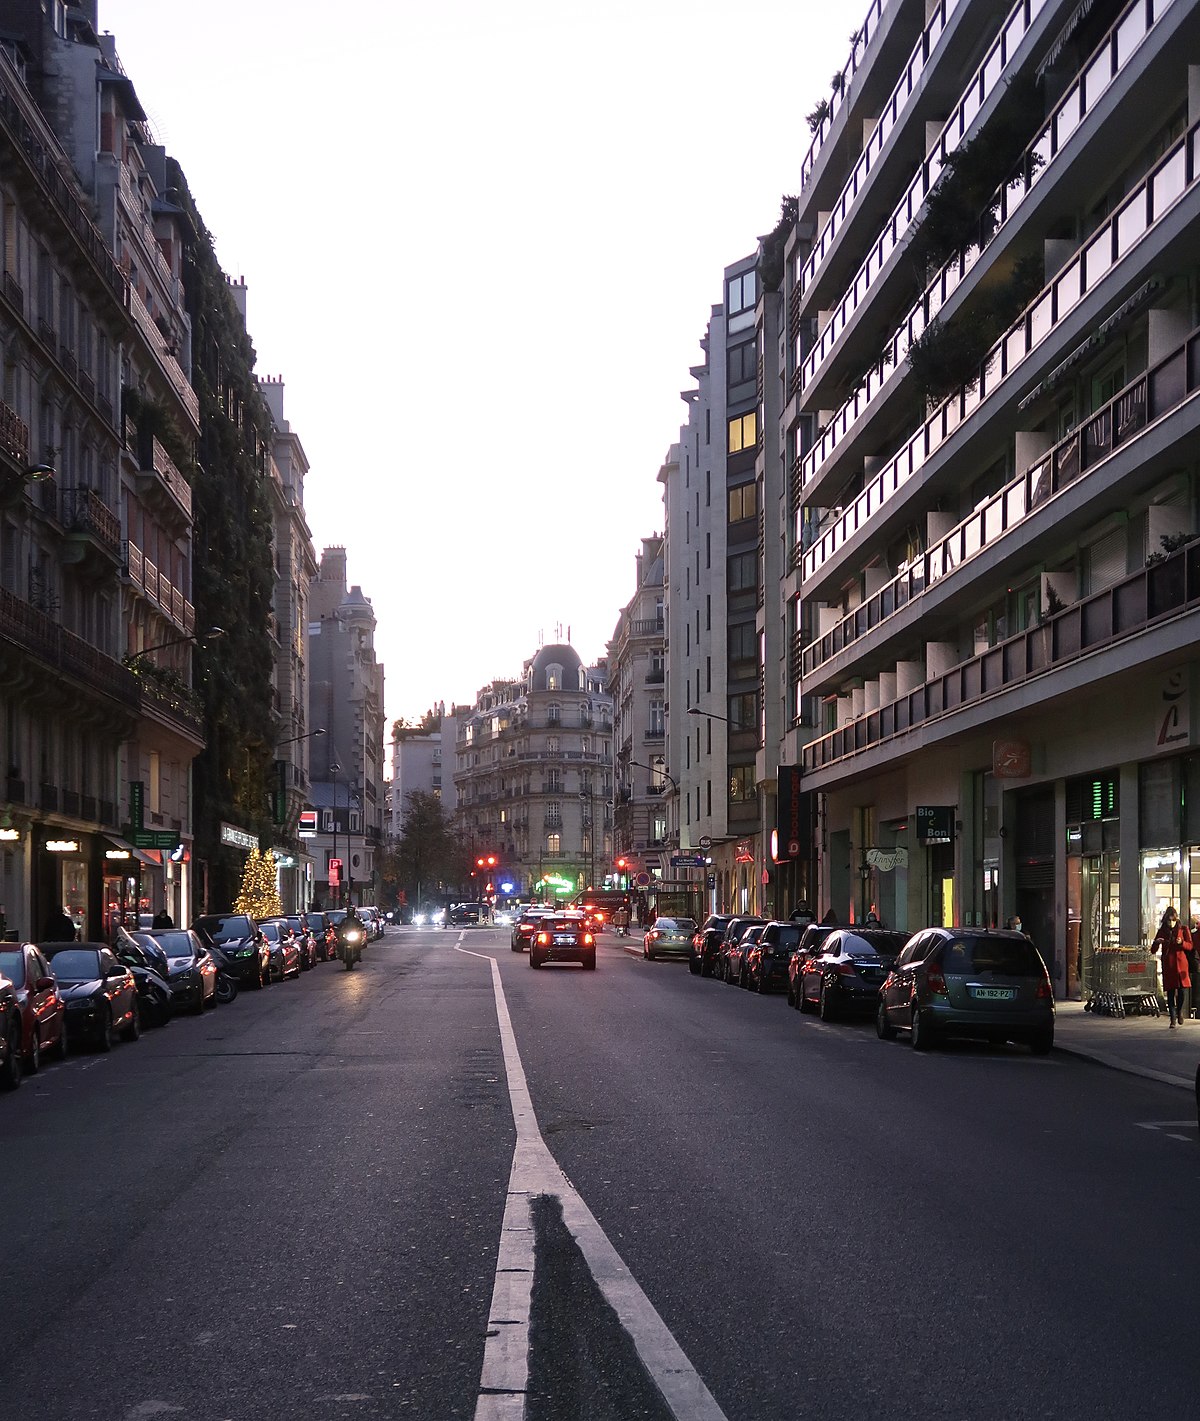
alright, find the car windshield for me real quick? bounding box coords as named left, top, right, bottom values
left=146, top=931, right=194, bottom=957
left=838, top=931, right=909, bottom=958
left=942, top=936, right=1045, bottom=976
left=771, top=926, right=802, bottom=949
left=201, top=916, right=254, bottom=943
left=46, top=948, right=103, bottom=981
left=0, top=950, right=24, bottom=986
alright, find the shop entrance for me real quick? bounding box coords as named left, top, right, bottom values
left=1068, top=851, right=1120, bottom=999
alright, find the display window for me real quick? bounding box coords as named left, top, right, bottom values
left=1140, top=849, right=1181, bottom=943
left=63, top=856, right=88, bottom=939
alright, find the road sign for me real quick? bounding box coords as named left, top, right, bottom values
left=635, top=871, right=650, bottom=887
left=124, top=828, right=179, bottom=850
left=698, top=835, right=712, bottom=850
left=670, top=854, right=706, bottom=867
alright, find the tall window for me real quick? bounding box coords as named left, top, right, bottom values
left=729, top=622, right=756, bottom=665
left=729, top=765, right=756, bottom=802
left=649, top=699, right=665, bottom=736
left=728, top=482, right=757, bottom=523
left=727, top=270, right=757, bottom=333
left=547, top=833, right=561, bottom=854
left=728, top=341, right=756, bottom=390
left=728, top=692, right=757, bottom=731
left=728, top=552, right=757, bottom=593
left=727, top=411, right=757, bottom=453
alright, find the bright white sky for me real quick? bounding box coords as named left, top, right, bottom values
left=101, top=0, right=849, bottom=727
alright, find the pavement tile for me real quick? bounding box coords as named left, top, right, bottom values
left=1053, top=999, right=1199, bottom=1090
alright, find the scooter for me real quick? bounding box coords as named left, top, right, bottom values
left=208, top=944, right=240, bottom=1004
left=340, top=922, right=365, bottom=971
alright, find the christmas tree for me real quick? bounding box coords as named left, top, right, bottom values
left=234, top=845, right=283, bottom=919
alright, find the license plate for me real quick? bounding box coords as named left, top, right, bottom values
left=970, top=986, right=1016, bottom=1000
left=554, top=935, right=576, bottom=946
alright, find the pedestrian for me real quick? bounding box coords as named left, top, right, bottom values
left=152, top=906, right=174, bottom=929
left=41, top=906, right=78, bottom=942
left=1152, top=905, right=1192, bottom=1027
left=1007, top=915, right=1026, bottom=935
left=864, top=910, right=883, bottom=928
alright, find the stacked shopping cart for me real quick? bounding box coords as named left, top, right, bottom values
left=1084, top=947, right=1162, bottom=1017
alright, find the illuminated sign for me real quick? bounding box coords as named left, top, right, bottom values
left=298, top=809, right=318, bottom=837
left=105, top=848, right=132, bottom=860
left=46, top=839, right=80, bottom=853
left=220, top=822, right=258, bottom=851
left=0, top=828, right=20, bottom=842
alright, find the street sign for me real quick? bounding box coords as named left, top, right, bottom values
left=915, top=806, right=954, bottom=844
left=124, top=828, right=179, bottom=850
left=670, top=854, right=706, bottom=867
left=698, top=835, right=712, bottom=850
left=635, top=871, right=650, bottom=887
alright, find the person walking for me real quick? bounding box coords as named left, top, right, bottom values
left=152, top=906, right=174, bottom=929
left=41, top=906, right=78, bottom=942
left=1153, top=905, right=1192, bottom=1027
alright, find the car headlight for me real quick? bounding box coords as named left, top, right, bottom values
left=67, top=996, right=98, bottom=1010
left=234, top=947, right=256, bottom=957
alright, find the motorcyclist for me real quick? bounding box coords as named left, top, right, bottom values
left=337, top=906, right=366, bottom=965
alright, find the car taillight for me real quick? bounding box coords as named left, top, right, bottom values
left=650, top=930, right=659, bottom=940
left=1035, top=978, right=1053, bottom=999
left=536, top=932, right=549, bottom=945
left=925, top=966, right=948, bottom=996
left=836, top=961, right=857, bottom=977
left=583, top=933, right=594, bottom=946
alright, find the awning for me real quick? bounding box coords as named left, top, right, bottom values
left=104, top=836, right=160, bottom=869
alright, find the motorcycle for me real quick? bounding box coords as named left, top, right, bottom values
left=112, top=943, right=174, bottom=1027
left=208, top=944, right=240, bottom=1004
left=339, top=921, right=365, bottom=972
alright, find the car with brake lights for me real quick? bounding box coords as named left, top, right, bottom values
left=795, top=928, right=909, bottom=1018
left=643, top=916, right=697, bottom=961
left=529, top=911, right=596, bottom=970
left=511, top=907, right=552, bottom=953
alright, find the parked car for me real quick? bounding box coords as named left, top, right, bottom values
left=192, top=914, right=269, bottom=989
left=719, top=917, right=767, bottom=984
left=139, top=929, right=216, bottom=1013
left=0, top=943, right=68, bottom=1072
left=529, top=911, right=596, bottom=970
left=111, top=932, right=176, bottom=1026
left=305, top=910, right=335, bottom=960
left=786, top=923, right=841, bottom=1008
left=511, top=908, right=553, bottom=953
left=43, top=944, right=140, bottom=1050
left=795, top=928, right=909, bottom=1019
left=643, top=916, right=697, bottom=961
left=0, top=970, right=23, bottom=1088
left=741, top=920, right=805, bottom=994
left=260, top=921, right=302, bottom=982
left=877, top=927, right=1055, bottom=1053
left=264, top=916, right=317, bottom=971
left=689, top=914, right=734, bottom=977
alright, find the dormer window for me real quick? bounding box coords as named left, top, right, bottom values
left=546, top=663, right=563, bottom=691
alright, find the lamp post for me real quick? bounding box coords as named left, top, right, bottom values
left=330, top=758, right=342, bottom=910
left=686, top=705, right=731, bottom=725
left=128, top=625, right=226, bottom=662
left=578, top=785, right=596, bottom=891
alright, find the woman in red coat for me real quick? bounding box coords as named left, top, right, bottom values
left=1153, top=906, right=1193, bottom=1027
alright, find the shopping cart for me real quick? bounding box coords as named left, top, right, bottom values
left=1084, top=947, right=1162, bottom=1018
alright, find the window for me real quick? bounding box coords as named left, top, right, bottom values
left=322, top=809, right=334, bottom=832
left=727, top=270, right=757, bottom=333
left=728, top=552, right=757, bottom=592
left=547, top=736, right=559, bottom=753
left=545, top=664, right=562, bottom=691
left=729, top=765, right=756, bottom=802
left=547, top=833, right=561, bottom=854
left=648, top=699, right=665, bottom=736
left=727, top=411, right=757, bottom=453
left=729, top=623, right=756, bottom=664
left=728, top=692, right=757, bottom=730
left=728, top=341, right=756, bottom=389
left=547, top=702, right=561, bottom=725
left=728, top=482, right=756, bottom=523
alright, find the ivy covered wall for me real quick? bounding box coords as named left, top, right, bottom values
left=168, top=159, right=278, bottom=911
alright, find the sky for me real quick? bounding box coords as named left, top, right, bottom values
left=101, top=0, right=850, bottom=728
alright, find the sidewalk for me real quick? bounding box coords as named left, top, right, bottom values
left=1054, top=1000, right=1199, bottom=1090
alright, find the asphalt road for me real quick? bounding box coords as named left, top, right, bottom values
left=3, top=924, right=1197, bottom=1421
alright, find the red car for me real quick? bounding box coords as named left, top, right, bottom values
left=0, top=942, right=68, bottom=1072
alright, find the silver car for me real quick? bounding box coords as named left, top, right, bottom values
left=643, top=917, right=697, bottom=961
left=876, top=927, right=1055, bottom=1053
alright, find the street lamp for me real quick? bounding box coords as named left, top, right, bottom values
left=578, top=787, right=596, bottom=891
left=628, top=759, right=678, bottom=794
left=276, top=727, right=326, bottom=749
left=128, top=625, right=225, bottom=662
left=687, top=705, right=731, bottom=724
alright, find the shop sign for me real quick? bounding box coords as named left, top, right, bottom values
left=298, top=809, right=318, bottom=837
left=0, top=827, right=20, bottom=842
left=220, top=822, right=258, bottom=851
left=46, top=839, right=80, bottom=853
left=735, top=840, right=755, bottom=865
left=125, top=829, right=179, bottom=849
left=129, top=780, right=145, bottom=830
left=866, top=847, right=909, bottom=872
left=775, top=766, right=812, bottom=859
left=105, top=847, right=132, bottom=860
left=1157, top=667, right=1189, bottom=747
left=992, top=740, right=1031, bottom=778
left=915, top=806, right=954, bottom=845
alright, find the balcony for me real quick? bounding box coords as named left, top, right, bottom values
left=0, top=399, right=29, bottom=466
left=801, top=0, right=1179, bottom=494
left=804, top=540, right=1200, bottom=775
left=135, top=435, right=192, bottom=520
left=0, top=586, right=138, bottom=709
left=128, top=285, right=200, bottom=428
left=802, top=117, right=1200, bottom=589
left=61, top=487, right=122, bottom=564
left=805, top=322, right=1200, bottom=677
left=796, top=0, right=890, bottom=197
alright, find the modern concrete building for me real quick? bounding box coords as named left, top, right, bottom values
left=308, top=547, right=386, bottom=908
left=776, top=0, right=1200, bottom=996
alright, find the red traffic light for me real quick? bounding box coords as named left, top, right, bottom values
left=476, top=854, right=497, bottom=869
left=616, top=857, right=628, bottom=870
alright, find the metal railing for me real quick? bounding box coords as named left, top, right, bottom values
left=0, top=586, right=138, bottom=707
left=803, top=540, right=1200, bottom=773
left=61, top=487, right=121, bottom=559
left=797, top=0, right=890, bottom=196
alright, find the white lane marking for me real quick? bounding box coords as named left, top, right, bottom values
left=1136, top=1120, right=1197, bottom=1142
left=458, top=944, right=728, bottom=1421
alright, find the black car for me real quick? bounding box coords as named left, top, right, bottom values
left=44, top=944, right=140, bottom=1050
left=260, top=921, right=302, bottom=982
left=742, top=920, right=805, bottom=994
left=786, top=923, right=840, bottom=1008
left=192, top=914, right=269, bottom=989
left=138, top=929, right=217, bottom=1013
left=796, top=928, right=910, bottom=1019
left=689, top=915, right=734, bottom=977
left=529, top=912, right=596, bottom=970
left=450, top=903, right=481, bottom=925
left=719, top=917, right=767, bottom=984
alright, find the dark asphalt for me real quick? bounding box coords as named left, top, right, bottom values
left=4, top=925, right=1197, bottom=1420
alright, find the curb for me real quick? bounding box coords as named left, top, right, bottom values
left=1051, top=1038, right=1194, bottom=1091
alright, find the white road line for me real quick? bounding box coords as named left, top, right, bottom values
left=457, top=944, right=728, bottom=1421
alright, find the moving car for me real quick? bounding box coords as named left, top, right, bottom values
left=689, top=915, right=734, bottom=977
left=0, top=943, right=67, bottom=1073
left=192, top=914, right=270, bottom=989
left=877, top=927, right=1055, bottom=1052
left=741, top=920, right=805, bottom=994
left=44, top=944, right=140, bottom=1050
left=529, top=911, right=596, bottom=970
left=795, top=928, right=909, bottom=1018
left=140, top=929, right=217, bottom=1013
left=449, top=903, right=480, bottom=925
left=643, top=917, right=697, bottom=961
left=511, top=908, right=552, bottom=953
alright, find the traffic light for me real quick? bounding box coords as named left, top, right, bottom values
left=616, top=857, right=628, bottom=871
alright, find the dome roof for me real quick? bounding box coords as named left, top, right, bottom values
left=529, top=642, right=584, bottom=692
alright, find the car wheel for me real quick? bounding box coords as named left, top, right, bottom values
left=0, top=1017, right=22, bottom=1090
left=50, top=1015, right=69, bottom=1059
left=191, top=990, right=205, bottom=1016
left=876, top=1000, right=896, bottom=1040
left=121, top=1003, right=142, bottom=1042
left=786, top=981, right=796, bottom=1007
left=511, top=942, right=522, bottom=952
left=25, top=1025, right=41, bottom=1074
left=583, top=952, right=596, bottom=971
left=688, top=957, right=700, bottom=975
left=97, top=1008, right=115, bottom=1052
left=818, top=981, right=838, bottom=1022
left=701, top=958, right=712, bottom=978
left=529, top=950, right=543, bottom=969
left=910, top=1006, right=935, bottom=1051
left=1029, top=1027, right=1054, bottom=1055
left=798, top=979, right=814, bottom=1013
left=646, top=948, right=655, bottom=962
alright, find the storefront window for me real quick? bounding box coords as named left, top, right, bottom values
left=63, top=856, right=88, bottom=940
left=1141, top=849, right=1181, bottom=944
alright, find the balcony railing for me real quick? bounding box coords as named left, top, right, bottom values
left=804, top=540, right=1200, bottom=774
left=802, top=117, right=1200, bottom=585
left=801, top=0, right=1176, bottom=485
left=61, top=487, right=122, bottom=559
left=128, top=285, right=200, bottom=427
left=0, top=398, right=29, bottom=465
left=0, top=586, right=138, bottom=707
left=796, top=0, right=890, bottom=196
left=805, top=322, right=1200, bottom=676
left=139, top=435, right=193, bottom=519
